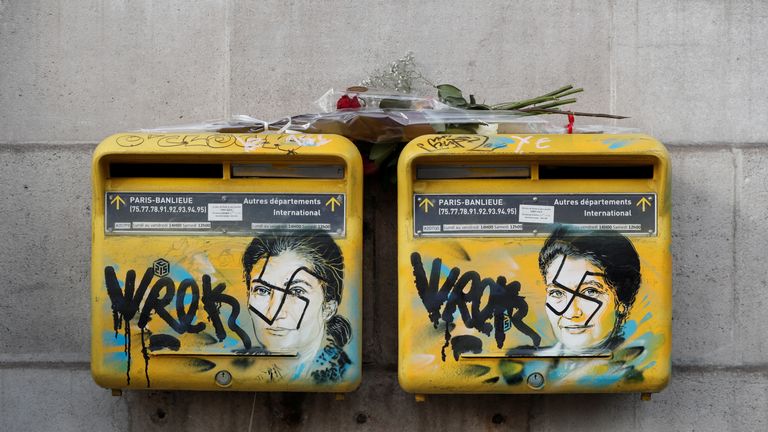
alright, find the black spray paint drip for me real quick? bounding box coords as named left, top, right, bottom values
left=124, top=321, right=131, bottom=385
left=442, top=324, right=452, bottom=362
left=112, top=314, right=132, bottom=385
left=105, top=266, right=153, bottom=386
left=141, top=327, right=150, bottom=387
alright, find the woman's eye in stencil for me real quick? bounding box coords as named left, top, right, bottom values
left=287, top=285, right=308, bottom=297
left=581, top=287, right=604, bottom=299
left=253, top=285, right=271, bottom=296
left=547, top=288, right=566, bottom=300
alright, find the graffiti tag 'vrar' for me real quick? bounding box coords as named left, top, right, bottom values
left=105, top=266, right=250, bottom=386
left=416, top=135, right=553, bottom=154
left=104, top=231, right=352, bottom=387
left=417, top=135, right=489, bottom=152
left=411, top=253, right=541, bottom=361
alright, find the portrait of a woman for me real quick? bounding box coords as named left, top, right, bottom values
left=538, top=226, right=641, bottom=354
left=242, top=231, right=352, bottom=383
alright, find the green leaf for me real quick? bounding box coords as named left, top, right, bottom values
left=443, top=95, right=469, bottom=108
left=436, top=84, right=464, bottom=100
left=369, top=142, right=396, bottom=161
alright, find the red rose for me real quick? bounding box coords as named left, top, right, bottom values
left=336, top=94, right=362, bottom=109
left=362, top=158, right=378, bottom=175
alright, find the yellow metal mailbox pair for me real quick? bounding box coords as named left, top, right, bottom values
left=92, top=132, right=671, bottom=395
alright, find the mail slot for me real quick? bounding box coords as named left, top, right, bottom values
left=91, top=132, right=362, bottom=392
left=398, top=134, right=671, bottom=394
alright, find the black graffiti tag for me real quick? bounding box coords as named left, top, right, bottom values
left=416, top=135, right=489, bottom=152
left=105, top=266, right=251, bottom=386
left=200, top=274, right=251, bottom=346
left=410, top=252, right=541, bottom=361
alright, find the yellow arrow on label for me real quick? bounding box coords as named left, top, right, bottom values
left=419, top=197, right=434, bottom=213
left=110, top=195, right=126, bottom=210
left=326, top=196, right=341, bottom=212
left=636, top=196, right=652, bottom=212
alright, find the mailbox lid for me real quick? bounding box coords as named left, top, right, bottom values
left=397, top=134, right=671, bottom=394
left=91, top=133, right=362, bottom=392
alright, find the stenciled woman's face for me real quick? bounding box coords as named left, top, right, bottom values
left=247, top=250, right=330, bottom=355
left=544, top=254, right=619, bottom=351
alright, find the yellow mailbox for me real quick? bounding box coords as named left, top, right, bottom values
left=92, top=132, right=362, bottom=392
left=398, top=134, right=670, bottom=395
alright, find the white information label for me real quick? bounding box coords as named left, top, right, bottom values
left=444, top=224, right=482, bottom=231
left=571, top=224, right=643, bottom=231
left=208, top=203, right=243, bottom=221
left=519, top=204, right=555, bottom=224
left=132, top=222, right=212, bottom=229
left=250, top=222, right=332, bottom=231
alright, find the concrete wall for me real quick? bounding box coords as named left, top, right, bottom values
left=1, top=1, right=766, bottom=430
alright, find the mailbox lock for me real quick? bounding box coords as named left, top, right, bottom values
left=527, top=372, right=545, bottom=389
left=215, top=370, right=233, bottom=387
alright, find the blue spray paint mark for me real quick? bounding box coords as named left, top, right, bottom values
left=291, top=363, right=306, bottom=380
left=602, top=138, right=635, bottom=150
left=545, top=361, right=572, bottom=382
left=622, top=319, right=638, bottom=339
left=170, top=268, right=196, bottom=307
left=576, top=372, right=623, bottom=386
left=170, top=266, right=193, bottom=283
left=640, top=312, right=652, bottom=324
left=221, top=335, right=240, bottom=349
left=183, top=292, right=194, bottom=307
left=486, top=136, right=514, bottom=150
left=440, top=262, right=452, bottom=278
left=106, top=351, right=128, bottom=364
left=627, top=332, right=664, bottom=367
left=104, top=330, right=126, bottom=346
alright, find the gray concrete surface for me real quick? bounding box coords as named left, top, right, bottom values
left=669, top=148, right=737, bottom=366
left=2, top=1, right=767, bottom=431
